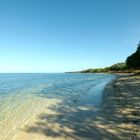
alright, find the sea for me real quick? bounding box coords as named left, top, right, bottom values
left=0, top=73, right=116, bottom=139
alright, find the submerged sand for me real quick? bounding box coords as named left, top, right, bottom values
left=1, top=74, right=140, bottom=140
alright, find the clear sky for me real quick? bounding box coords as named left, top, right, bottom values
left=0, top=0, right=140, bottom=73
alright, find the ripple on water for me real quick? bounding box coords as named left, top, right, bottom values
left=0, top=73, right=116, bottom=140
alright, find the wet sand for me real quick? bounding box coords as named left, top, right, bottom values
left=11, top=80, right=113, bottom=140
left=2, top=74, right=140, bottom=140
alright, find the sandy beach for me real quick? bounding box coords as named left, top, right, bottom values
left=101, top=74, right=140, bottom=140
left=0, top=74, right=139, bottom=140
left=6, top=74, right=139, bottom=140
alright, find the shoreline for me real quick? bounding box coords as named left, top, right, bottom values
left=101, top=74, right=140, bottom=140
left=11, top=74, right=115, bottom=140
left=1, top=74, right=140, bottom=140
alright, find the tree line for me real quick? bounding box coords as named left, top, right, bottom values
left=81, top=41, right=140, bottom=73
left=126, top=42, right=140, bottom=70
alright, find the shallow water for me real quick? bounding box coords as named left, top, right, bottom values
left=0, top=73, right=116, bottom=139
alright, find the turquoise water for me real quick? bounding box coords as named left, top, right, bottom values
left=0, top=73, right=115, bottom=105
left=0, top=73, right=116, bottom=113
left=0, top=73, right=116, bottom=139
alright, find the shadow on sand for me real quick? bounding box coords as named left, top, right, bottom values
left=22, top=75, right=140, bottom=140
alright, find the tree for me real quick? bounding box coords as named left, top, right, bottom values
left=126, top=42, right=140, bottom=69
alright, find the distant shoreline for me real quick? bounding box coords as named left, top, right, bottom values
left=66, top=71, right=134, bottom=75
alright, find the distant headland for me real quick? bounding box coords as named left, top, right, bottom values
left=67, top=41, right=140, bottom=74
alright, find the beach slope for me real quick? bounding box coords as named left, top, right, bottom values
left=11, top=74, right=140, bottom=140
left=101, top=74, right=140, bottom=140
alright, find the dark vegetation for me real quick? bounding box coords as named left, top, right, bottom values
left=126, top=42, right=140, bottom=70
left=81, top=62, right=127, bottom=73
left=81, top=41, right=140, bottom=73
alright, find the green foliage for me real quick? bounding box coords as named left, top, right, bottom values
left=81, top=63, right=127, bottom=73
left=80, top=41, right=140, bottom=73
left=109, top=63, right=127, bottom=71
left=126, top=42, right=140, bottom=69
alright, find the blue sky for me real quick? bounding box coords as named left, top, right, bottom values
left=0, top=0, right=140, bottom=73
